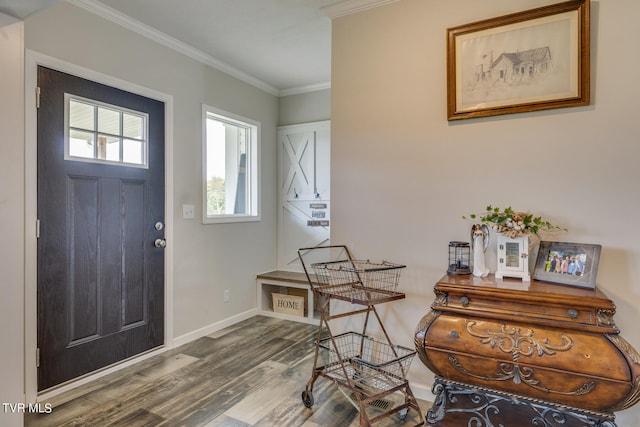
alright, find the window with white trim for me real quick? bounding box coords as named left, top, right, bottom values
left=203, top=105, right=260, bottom=223
left=65, top=94, right=148, bottom=168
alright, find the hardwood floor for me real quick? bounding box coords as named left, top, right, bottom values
left=26, top=316, right=427, bottom=426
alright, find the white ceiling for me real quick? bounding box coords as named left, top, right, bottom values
left=89, top=0, right=337, bottom=95
left=0, top=0, right=59, bottom=19
left=2, top=0, right=397, bottom=95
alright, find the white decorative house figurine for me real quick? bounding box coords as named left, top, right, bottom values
left=495, top=233, right=530, bottom=281
left=471, top=224, right=490, bottom=277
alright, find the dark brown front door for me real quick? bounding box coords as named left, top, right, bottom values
left=37, top=66, right=165, bottom=390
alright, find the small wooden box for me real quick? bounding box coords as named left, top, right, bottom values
left=272, top=292, right=305, bottom=317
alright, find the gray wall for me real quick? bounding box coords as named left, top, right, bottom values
left=0, top=13, right=25, bottom=427
left=1, top=3, right=333, bottom=424
left=24, top=2, right=279, bottom=336
left=330, top=0, right=640, bottom=423
left=20, top=0, right=279, bottom=402
left=278, top=88, right=330, bottom=126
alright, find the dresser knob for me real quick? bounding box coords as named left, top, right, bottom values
left=460, top=296, right=470, bottom=307
left=450, top=331, right=459, bottom=339
left=567, top=309, right=578, bottom=319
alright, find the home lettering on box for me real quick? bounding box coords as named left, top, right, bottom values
left=277, top=299, right=300, bottom=310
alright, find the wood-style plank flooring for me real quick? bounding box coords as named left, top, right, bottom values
left=25, top=316, right=427, bottom=426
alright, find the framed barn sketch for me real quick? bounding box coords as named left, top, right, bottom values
left=447, top=0, right=590, bottom=121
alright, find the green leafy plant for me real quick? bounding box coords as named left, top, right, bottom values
left=463, top=205, right=566, bottom=238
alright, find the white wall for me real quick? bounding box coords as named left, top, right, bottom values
left=330, top=0, right=640, bottom=424
left=0, top=13, right=25, bottom=427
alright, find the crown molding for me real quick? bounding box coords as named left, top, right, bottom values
left=279, top=81, right=331, bottom=97
left=322, top=0, right=400, bottom=19
left=67, top=0, right=279, bottom=96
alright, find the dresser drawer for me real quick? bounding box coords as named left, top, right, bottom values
left=422, top=349, right=631, bottom=411
left=446, top=292, right=596, bottom=326
left=423, top=314, right=630, bottom=381
left=432, top=275, right=619, bottom=333
left=416, top=313, right=636, bottom=411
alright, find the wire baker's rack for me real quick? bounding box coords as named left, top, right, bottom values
left=298, top=245, right=424, bottom=427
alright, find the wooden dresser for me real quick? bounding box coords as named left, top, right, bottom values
left=415, top=274, right=640, bottom=426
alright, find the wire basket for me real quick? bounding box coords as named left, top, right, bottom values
left=310, top=260, right=405, bottom=293
left=318, top=332, right=416, bottom=393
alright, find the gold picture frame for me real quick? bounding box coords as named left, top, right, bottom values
left=447, top=0, right=590, bottom=121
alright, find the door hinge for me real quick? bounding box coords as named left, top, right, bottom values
left=36, top=87, right=41, bottom=109
left=36, top=348, right=40, bottom=368
left=36, top=219, right=40, bottom=239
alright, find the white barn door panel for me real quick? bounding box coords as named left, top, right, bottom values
left=278, top=121, right=330, bottom=271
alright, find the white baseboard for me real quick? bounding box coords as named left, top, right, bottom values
left=171, top=308, right=257, bottom=348
left=410, top=381, right=435, bottom=404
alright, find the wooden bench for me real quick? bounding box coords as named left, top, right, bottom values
left=256, top=270, right=319, bottom=324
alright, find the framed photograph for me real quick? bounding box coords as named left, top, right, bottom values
left=447, top=0, right=590, bottom=121
left=533, top=241, right=601, bottom=289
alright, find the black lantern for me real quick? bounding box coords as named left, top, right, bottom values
left=448, top=241, right=471, bottom=275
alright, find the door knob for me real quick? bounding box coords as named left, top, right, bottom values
left=154, top=238, right=166, bottom=248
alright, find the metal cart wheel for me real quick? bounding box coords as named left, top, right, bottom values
left=302, top=390, right=314, bottom=408
left=398, top=407, right=409, bottom=420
